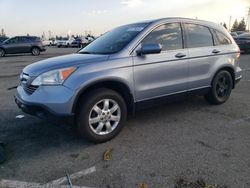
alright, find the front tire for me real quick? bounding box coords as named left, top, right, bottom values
left=77, top=88, right=127, bottom=143
left=205, top=70, right=233, bottom=105
left=0, top=49, right=5, bottom=57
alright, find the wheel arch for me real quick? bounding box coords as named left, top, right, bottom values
left=212, top=66, right=235, bottom=88
left=72, top=79, right=135, bottom=116
left=30, top=46, right=41, bottom=51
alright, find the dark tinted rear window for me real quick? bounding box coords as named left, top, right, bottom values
left=185, top=23, right=214, bottom=48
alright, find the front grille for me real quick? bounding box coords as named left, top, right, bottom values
left=22, top=84, right=38, bottom=95
left=20, top=72, right=39, bottom=95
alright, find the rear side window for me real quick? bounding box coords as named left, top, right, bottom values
left=26, top=37, right=40, bottom=42
left=142, top=23, right=183, bottom=51
left=185, top=23, right=214, bottom=48
left=18, top=37, right=29, bottom=43
left=215, top=30, right=231, bottom=45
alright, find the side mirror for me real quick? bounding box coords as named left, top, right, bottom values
left=137, top=43, right=162, bottom=56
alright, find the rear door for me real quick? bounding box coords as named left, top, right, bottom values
left=184, top=23, right=219, bottom=90
left=133, top=23, right=189, bottom=101
left=16, top=37, right=32, bottom=53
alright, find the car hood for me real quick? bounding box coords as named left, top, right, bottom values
left=23, top=53, right=110, bottom=76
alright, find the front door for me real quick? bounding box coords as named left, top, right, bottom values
left=132, top=23, right=189, bottom=102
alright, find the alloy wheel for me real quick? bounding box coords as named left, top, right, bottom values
left=215, top=73, right=230, bottom=98
left=88, top=99, right=121, bottom=135
left=0, top=49, right=4, bottom=57
left=32, top=48, right=40, bottom=56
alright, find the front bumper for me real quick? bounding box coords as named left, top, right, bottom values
left=15, top=94, right=74, bottom=122
left=15, top=85, right=75, bottom=122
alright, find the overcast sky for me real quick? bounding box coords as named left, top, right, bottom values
left=0, top=0, right=249, bottom=37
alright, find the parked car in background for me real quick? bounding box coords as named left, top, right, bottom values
left=70, top=37, right=91, bottom=48
left=0, top=37, right=8, bottom=44
left=57, top=38, right=69, bottom=48
left=51, top=39, right=58, bottom=46
left=235, top=33, right=250, bottom=53
left=82, top=37, right=90, bottom=44
left=86, top=36, right=95, bottom=43
left=230, top=32, right=238, bottom=39
left=235, top=31, right=246, bottom=35
left=15, top=18, right=241, bottom=143
left=0, top=36, right=46, bottom=57
left=64, top=38, right=75, bottom=47
left=42, top=39, right=54, bottom=46
left=71, top=38, right=83, bottom=48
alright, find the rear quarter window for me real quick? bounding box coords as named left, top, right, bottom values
left=215, top=30, right=231, bottom=45
left=185, top=23, right=214, bottom=48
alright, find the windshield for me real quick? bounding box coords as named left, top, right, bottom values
left=79, top=23, right=148, bottom=55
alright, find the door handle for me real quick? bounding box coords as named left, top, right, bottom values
left=212, top=49, right=220, bottom=54
left=175, top=53, right=186, bottom=58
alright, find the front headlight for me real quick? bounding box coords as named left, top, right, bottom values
left=32, top=67, right=77, bottom=86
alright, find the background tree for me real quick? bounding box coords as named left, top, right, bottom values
left=231, top=19, right=239, bottom=32
left=238, top=18, right=246, bottom=31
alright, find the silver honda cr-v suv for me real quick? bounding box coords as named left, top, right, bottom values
left=15, top=17, right=242, bottom=143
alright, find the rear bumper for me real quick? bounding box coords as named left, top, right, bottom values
left=39, top=47, right=46, bottom=52
left=235, top=67, right=242, bottom=86
left=15, top=94, right=74, bottom=122
left=40, top=48, right=46, bottom=52
left=235, top=75, right=242, bottom=85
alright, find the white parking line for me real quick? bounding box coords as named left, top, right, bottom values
left=231, top=116, right=250, bottom=125
left=0, top=166, right=96, bottom=188
left=0, top=60, right=8, bottom=63
left=49, top=166, right=96, bottom=185
left=0, top=180, right=93, bottom=188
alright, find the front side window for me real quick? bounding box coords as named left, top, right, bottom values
left=215, top=30, right=231, bottom=45
left=79, top=23, right=148, bottom=55
left=185, top=23, right=214, bottom=48
left=142, top=23, right=183, bottom=51
left=5, top=37, right=18, bottom=44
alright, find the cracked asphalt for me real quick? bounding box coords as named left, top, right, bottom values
left=0, top=48, right=249, bottom=188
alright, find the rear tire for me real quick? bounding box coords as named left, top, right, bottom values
left=77, top=88, right=127, bottom=143
left=31, top=47, right=40, bottom=56
left=0, top=49, right=5, bottom=57
left=205, top=70, right=233, bottom=105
